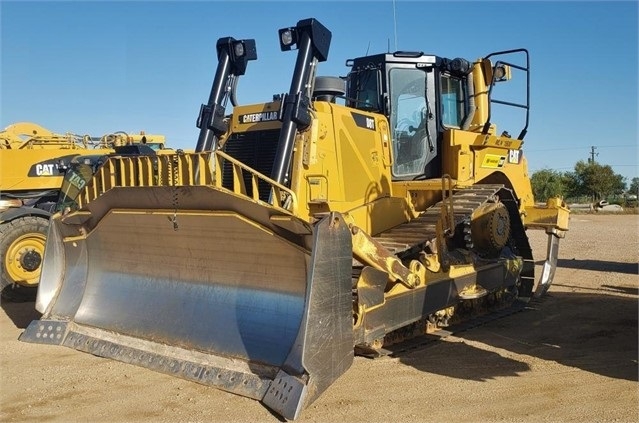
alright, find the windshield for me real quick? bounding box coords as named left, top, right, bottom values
left=56, top=162, right=96, bottom=212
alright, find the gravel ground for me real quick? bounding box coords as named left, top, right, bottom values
left=1, top=214, right=637, bottom=423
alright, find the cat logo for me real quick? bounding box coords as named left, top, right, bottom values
left=28, top=155, right=75, bottom=177
left=508, top=149, right=522, bottom=164
left=35, top=163, right=56, bottom=176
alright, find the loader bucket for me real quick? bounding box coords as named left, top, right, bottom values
left=21, top=186, right=354, bottom=420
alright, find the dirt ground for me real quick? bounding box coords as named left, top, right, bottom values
left=1, top=214, right=637, bottom=423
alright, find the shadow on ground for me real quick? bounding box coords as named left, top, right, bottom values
left=1, top=286, right=41, bottom=329
left=394, top=290, right=638, bottom=382
left=556, top=258, right=639, bottom=275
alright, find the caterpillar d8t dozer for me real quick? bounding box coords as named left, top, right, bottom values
left=22, top=18, right=569, bottom=420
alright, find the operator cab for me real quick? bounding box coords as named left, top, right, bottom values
left=346, top=52, right=473, bottom=181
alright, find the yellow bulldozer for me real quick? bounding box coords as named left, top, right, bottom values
left=21, top=18, right=569, bottom=420
left=0, top=122, right=165, bottom=300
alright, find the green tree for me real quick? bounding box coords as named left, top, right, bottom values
left=530, top=168, right=566, bottom=201
left=564, top=160, right=626, bottom=201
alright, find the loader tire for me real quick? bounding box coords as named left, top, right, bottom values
left=0, top=216, right=49, bottom=302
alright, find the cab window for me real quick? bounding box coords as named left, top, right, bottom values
left=348, top=69, right=381, bottom=112
left=389, top=68, right=428, bottom=178
left=440, top=74, right=465, bottom=127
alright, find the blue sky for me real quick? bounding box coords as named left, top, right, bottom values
left=1, top=1, right=637, bottom=184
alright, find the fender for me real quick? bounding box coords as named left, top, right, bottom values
left=0, top=206, right=52, bottom=224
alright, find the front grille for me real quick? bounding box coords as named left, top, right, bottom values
left=222, top=129, right=280, bottom=201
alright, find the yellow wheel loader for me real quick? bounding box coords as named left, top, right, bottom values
left=0, top=122, right=165, bottom=300
left=21, top=18, right=569, bottom=420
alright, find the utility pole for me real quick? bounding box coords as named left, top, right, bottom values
left=588, top=146, right=601, bottom=203
left=588, top=146, right=598, bottom=163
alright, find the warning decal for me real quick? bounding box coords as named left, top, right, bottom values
left=481, top=154, right=506, bottom=169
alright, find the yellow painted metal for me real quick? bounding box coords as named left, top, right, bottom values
left=440, top=175, right=456, bottom=237
left=1, top=122, right=165, bottom=150
left=524, top=197, right=570, bottom=232
left=0, top=122, right=166, bottom=193
left=468, top=59, right=511, bottom=132
left=441, top=128, right=535, bottom=210
left=214, top=150, right=298, bottom=213
left=447, top=263, right=476, bottom=279
left=288, top=102, right=394, bottom=222
left=5, top=231, right=46, bottom=286
left=228, top=101, right=283, bottom=134
left=350, top=224, right=424, bottom=289
left=1, top=122, right=70, bottom=149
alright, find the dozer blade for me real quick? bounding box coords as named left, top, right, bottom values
left=21, top=188, right=354, bottom=420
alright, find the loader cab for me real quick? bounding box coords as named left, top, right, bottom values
left=346, top=52, right=473, bottom=181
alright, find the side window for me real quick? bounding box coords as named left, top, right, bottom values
left=347, top=69, right=381, bottom=112
left=440, top=74, right=465, bottom=127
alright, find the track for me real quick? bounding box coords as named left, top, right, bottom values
left=373, top=184, right=508, bottom=257
left=376, top=183, right=534, bottom=293
left=353, top=185, right=539, bottom=358
left=358, top=296, right=545, bottom=358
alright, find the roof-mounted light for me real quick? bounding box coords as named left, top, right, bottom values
left=233, top=41, right=245, bottom=58
left=279, top=28, right=297, bottom=50
left=492, top=64, right=511, bottom=82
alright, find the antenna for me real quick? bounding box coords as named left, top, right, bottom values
left=392, top=0, right=398, bottom=51
left=366, top=40, right=371, bottom=56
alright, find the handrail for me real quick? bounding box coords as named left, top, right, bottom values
left=214, top=150, right=298, bottom=214
left=75, top=151, right=297, bottom=215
